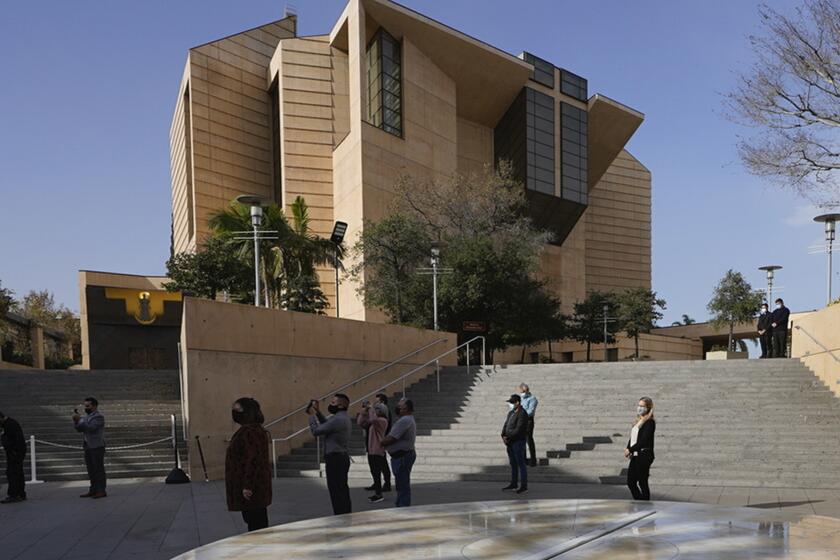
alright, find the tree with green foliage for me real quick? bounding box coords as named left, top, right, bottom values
left=616, top=288, right=667, bottom=359
left=707, top=269, right=764, bottom=351
left=165, top=236, right=253, bottom=301
left=670, top=314, right=696, bottom=326
left=13, top=289, right=81, bottom=364
left=570, top=291, right=618, bottom=362
left=0, top=280, right=14, bottom=345
left=209, top=196, right=341, bottom=313
left=351, top=163, right=560, bottom=359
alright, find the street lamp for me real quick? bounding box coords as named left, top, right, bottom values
left=430, top=243, right=441, bottom=331
left=236, top=195, right=266, bottom=307
left=330, top=221, right=348, bottom=318
left=814, top=213, right=840, bottom=304
left=758, top=265, right=782, bottom=304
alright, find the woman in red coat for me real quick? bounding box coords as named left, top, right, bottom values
left=225, top=397, right=272, bottom=532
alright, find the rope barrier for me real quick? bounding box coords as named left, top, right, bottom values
left=33, top=435, right=174, bottom=451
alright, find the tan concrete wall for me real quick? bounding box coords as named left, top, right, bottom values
left=170, top=65, right=194, bottom=254
left=495, top=332, right=702, bottom=364
left=180, top=297, right=456, bottom=479
left=170, top=18, right=296, bottom=255
left=791, top=304, right=840, bottom=397
left=585, top=150, right=651, bottom=292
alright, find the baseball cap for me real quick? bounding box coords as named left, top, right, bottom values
left=507, top=394, right=521, bottom=404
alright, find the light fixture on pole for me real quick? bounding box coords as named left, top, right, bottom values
left=417, top=241, right=452, bottom=331
left=330, top=221, right=348, bottom=318
left=814, top=213, right=840, bottom=305
left=234, top=195, right=277, bottom=308
left=758, top=265, right=782, bottom=304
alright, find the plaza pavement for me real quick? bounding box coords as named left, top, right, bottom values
left=1, top=477, right=839, bottom=560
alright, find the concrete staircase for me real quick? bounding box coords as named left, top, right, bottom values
left=0, top=369, right=183, bottom=481
left=275, top=359, right=840, bottom=488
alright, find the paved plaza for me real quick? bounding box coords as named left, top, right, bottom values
left=1, top=477, right=839, bottom=560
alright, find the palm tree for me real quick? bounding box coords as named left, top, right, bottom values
left=209, top=197, right=344, bottom=313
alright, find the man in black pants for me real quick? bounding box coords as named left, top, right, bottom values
left=308, top=393, right=352, bottom=515
left=770, top=298, right=790, bottom=358
left=756, top=303, right=773, bottom=359
left=0, top=412, right=26, bottom=504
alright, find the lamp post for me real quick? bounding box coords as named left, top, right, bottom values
left=236, top=195, right=265, bottom=307
left=758, top=265, right=782, bottom=304
left=330, top=221, right=348, bottom=318
left=431, top=243, right=440, bottom=331
left=814, top=213, right=840, bottom=305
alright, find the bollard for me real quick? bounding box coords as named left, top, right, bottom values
left=28, top=436, right=44, bottom=484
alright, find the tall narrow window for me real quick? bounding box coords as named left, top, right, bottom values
left=560, top=102, right=588, bottom=203
left=183, top=85, right=195, bottom=241
left=366, top=28, right=402, bottom=136
left=268, top=78, right=282, bottom=206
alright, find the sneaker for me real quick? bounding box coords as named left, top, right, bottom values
left=502, top=484, right=517, bottom=491
left=91, top=492, right=107, bottom=499
left=516, top=487, right=529, bottom=495
left=382, top=483, right=392, bottom=492
left=79, top=492, right=94, bottom=498
left=0, top=496, right=22, bottom=504
left=368, top=494, right=384, bottom=503
left=529, top=460, right=537, bottom=467
left=364, top=485, right=376, bottom=491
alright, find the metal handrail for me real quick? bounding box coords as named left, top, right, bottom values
left=264, top=338, right=447, bottom=429
left=270, top=336, right=485, bottom=477
left=794, top=325, right=840, bottom=364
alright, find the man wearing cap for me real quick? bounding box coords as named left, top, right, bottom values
left=501, top=394, right=529, bottom=494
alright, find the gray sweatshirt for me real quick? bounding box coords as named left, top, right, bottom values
left=74, top=410, right=106, bottom=449
left=309, top=410, right=351, bottom=455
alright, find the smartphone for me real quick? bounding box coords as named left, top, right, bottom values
left=74, top=408, right=79, bottom=414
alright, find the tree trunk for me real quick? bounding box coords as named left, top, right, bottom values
left=728, top=323, right=734, bottom=352
left=520, top=345, right=527, bottom=364
left=586, top=341, right=591, bottom=362
left=635, top=334, right=640, bottom=360
left=547, top=339, right=553, bottom=363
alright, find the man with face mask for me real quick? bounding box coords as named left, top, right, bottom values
left=0, top=411, right=26, bottom=504
left=501, top=394, right=529, bottom=494
left=756, top=303, right=773, bottom=359
left=770, top=298, right=790, bottom=358
left=308, top=393, right=352, bottom=515
left=73, top=397, right=106, bottom=498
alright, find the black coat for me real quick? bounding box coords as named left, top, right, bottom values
left=757, top=312, right=773, bottom=333
left=1, top=417, right=26, bottom=457
left=627, top=418, right=655, bottom=461
left=771, top=306, right=790, bottom=331
left=502, top=407, right=529, bottom=442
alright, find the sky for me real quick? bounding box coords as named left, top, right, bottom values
left=0, top=0, right=833, bottom=325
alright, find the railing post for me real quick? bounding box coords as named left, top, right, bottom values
left=29, top=436, right=43, bottom=484
left=466, top=342, right=471, bottom=375
left=481, top=337, right=486, bottom=372
left=272, top=439, right=278, bottom=479
left=436, top=359, right=440, bottom=392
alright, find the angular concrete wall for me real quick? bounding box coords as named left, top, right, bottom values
left=792, top=304, right=840, bottom=397
left=180, top=298, right=456, bottom=479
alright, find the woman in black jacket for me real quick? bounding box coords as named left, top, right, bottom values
left=624, top=397, right=655, bottom=501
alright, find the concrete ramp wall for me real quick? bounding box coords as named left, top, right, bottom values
left=792, top=304, right=840, bottom=397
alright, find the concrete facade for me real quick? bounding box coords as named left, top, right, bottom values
left=791, top=304, right=840, bottom=397
left=169, top=0, right=651, bottom=322
left=180, top=297, right=456, bottom=480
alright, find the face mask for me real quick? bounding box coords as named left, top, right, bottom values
left=637, top=406, right=648, bottom=416
left=231, top=410, right=245, bottom=424
left=776, top=304, right=782, bottom=309
left=84, top=407, right=93, bottom=414
left=761, top=308, right=768, bottom=314
left=327, top=404, right=340, bottom=414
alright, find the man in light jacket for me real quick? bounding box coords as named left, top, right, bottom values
left=73, top=397, right=107, bottom=499
left=308, top=393, right=352, bottom=515
left=501, top=394, right=529, bottom=494
left=518, top=383, right=539, bottom=467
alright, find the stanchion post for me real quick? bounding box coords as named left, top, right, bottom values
left=29, top=436, right=43, bottom=484
left=272, top=439, right=278, bottom=479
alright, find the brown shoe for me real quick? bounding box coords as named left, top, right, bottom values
left=91, top=492, right=107, bottom=499
left=79, top=492, right=94, bottom=498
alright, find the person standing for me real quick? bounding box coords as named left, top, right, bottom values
left=308, top=393, right=352, bottom=515
left=757, top=303, right=773, bottom=359
left=356, top=402, right=389, bottom=503
left=770, top=298, right=790, bottom=358
left=363, top=394, right=392, bottom=493
left=518, top=384, right=539, bottom=467
left=625, top=397, right=656, bottom=501
left=374, top=393, right=392, bottom=492
left=73, top=397, right=106, bottom=499
left=382, top=398, right=416, bottom=507
left=0, top=412, right=26, bottom=504
left=225, top=397, right=272, bottom=532
left=501, top=394, right=529, bottom=494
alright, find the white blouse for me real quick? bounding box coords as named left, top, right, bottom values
left=630, top=425, right=640, bottom=449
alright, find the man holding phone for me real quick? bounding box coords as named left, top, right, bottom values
left=73, top=397, right=106, bottom=499
left=307, top=394, right=352, bottom=515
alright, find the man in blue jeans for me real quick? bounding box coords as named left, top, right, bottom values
left=382, top=398, right=416, bottom=507
left=501, top=394, right=529, bottom=494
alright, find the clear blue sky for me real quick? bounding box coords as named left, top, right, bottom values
left=0, top=0, right=830, bottom=324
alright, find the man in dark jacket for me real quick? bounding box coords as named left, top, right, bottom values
left=501, top=394, right=529, bottom=494
left=756, top=303, right=773, bottom=359
left=0, top=411, right=26, bottom=504
left=770, top=298, right=791, bottom=358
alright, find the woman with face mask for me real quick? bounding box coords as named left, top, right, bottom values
left=225, top=397, right=272, bottom=532
left=624, top=397, right=655, bottom=501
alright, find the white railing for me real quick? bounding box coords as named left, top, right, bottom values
left=271, top=336, right=486, bottom=477
left=26, top=414, right=179, bottom=484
